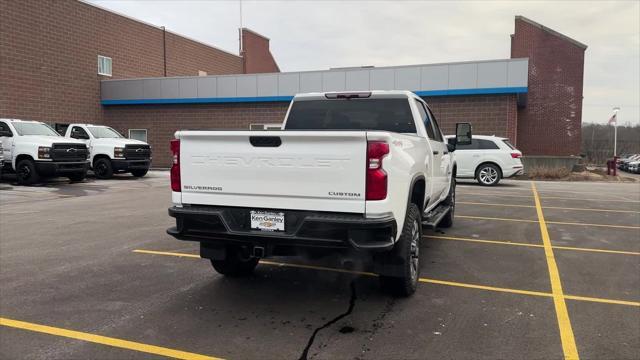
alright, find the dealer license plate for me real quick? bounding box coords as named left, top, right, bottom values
left=250, top=210, right=285, bottom=232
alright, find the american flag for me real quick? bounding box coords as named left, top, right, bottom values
left=608, top=113, right=617, bottom=125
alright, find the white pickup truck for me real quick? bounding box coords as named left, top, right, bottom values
left=167, top=91, right=472, bottom=296
left=0, top=119, right=89, bottom=185
left=63, top=124, right=151, bottom=179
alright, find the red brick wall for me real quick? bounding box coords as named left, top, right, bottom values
left=424, top=95, right=518, bottom=142
left=103, top=94, right=516, bottom=167
left=104, top=102, right=289, bottom=167
left=0, top=0, right=243, bottom=124
left=241, top=29, right=280, bottom=74
left=511, top=17, right=586, bottom=156
left=165, top=32, right=243, bottom=77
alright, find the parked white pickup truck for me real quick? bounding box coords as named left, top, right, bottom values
left=167, top=91, right=472, bottom=296
left=0, top=119, right=89, bottom=185
left=63, top=124, right=151, bottom=179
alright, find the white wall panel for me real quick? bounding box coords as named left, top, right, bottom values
left=102, top=59, right=528, bottom=102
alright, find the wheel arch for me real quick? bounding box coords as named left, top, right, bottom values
left=408, top=174, right=426, bottom=212
left=14, top=154, right=34, bottom=169
left=92, top=153, right=111, bottom=168
left=474, top=161, right=503, bottom=179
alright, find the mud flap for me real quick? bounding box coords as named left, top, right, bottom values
left=372, top=238, right=409, bottom=277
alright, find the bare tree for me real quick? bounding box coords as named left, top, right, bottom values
left=582, top=123, right=640, bottom=165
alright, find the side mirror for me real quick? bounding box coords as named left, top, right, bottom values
left=447, top=142, right=456, bottom=153
left=455, top=122, right=472, bottom=146
left=0, top=130, right=12, bottom=137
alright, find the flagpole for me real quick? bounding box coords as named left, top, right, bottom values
left=613, top=107, right=620, bottom=156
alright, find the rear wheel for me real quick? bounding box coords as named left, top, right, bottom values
left=379, top=203, right=421, bottom=297
left=16, top=159, right=39, bottom=185
left=476, top=163, right=501, bottom=186
left=131, top=168, right=148, bottom=177
left=93, top=158, right=113, bottom=179
left=210, top=247, right=259, bottom=277
left=438, top=178, right=456, bottom=228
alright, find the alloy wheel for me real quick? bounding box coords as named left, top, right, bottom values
left=479, top=166, right=498, bottom=185
left=409, top=219, right=420, bottom=283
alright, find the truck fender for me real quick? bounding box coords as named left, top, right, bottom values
left=407, top=174, right=426, bottom=213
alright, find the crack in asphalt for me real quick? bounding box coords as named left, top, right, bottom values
left=356, top=298, right=396, bottom=359
left=298, top=281, right=357, bottom=360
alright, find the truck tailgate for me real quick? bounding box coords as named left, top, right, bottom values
left=178, top=131, right=367, bottom=213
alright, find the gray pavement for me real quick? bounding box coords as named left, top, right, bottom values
left=1, top=173, right=638, bottom=359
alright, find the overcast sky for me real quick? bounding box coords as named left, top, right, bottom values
left=89, top=0, right=639, bottom=125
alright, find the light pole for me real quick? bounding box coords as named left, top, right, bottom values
left=613, top=107, right=620, bottom=157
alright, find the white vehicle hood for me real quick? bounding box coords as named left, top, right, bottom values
left=91, top=138, right=148, bottom=146
left=20, top=135, right=87, bottom=146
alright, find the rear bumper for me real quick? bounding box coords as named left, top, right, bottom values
left=111, top=159, right=151, bottom=171
left=503, top=166, right=524, bottom=178
left=35, top=161, right=89, bottom=176
left=167, top=205, right=397, bottom=253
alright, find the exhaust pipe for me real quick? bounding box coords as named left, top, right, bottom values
left=253, top=246, right=265, bottom=258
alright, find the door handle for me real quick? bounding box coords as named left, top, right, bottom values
left=433, top=151, right=439, bottom=155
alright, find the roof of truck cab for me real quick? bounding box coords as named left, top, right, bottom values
left=0, top=118, right=43, bottom=123
left=444, top=134, right=509, bottom=141
left=293, top=90, right=417, bottom=101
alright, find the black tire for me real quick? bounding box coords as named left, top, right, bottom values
left=16, top=159, right=39, bottom=185
left=476, top=163, right=501, bottom=186
left=93, top=158, right=113, bottom=179
left=68, top=172, right=86, bottom=183
left=210, top=247, right=259, bottom=277
left=379, top=203, right=421, bottom=297
left=439, top=178, right=456, bottom=228
left=131, top=168, right=148, bottom=177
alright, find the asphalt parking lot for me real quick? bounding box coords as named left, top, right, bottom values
left=1, top=172, right=639, bottom=359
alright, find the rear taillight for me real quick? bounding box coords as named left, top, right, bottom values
left=366, top=141, right=389, bottom=200
left=170, top=139, right=181, bottom=192
left=511, top=152, right=522, bottom=159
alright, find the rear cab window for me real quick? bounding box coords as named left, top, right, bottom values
left=285, top=98, right=416, bottom=133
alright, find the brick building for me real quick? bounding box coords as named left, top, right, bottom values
left=1, top=1, right=586, bottom=167
left=0, top=0, right=278, bottom=124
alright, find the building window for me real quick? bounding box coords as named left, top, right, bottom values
left=250, top=123, right=281, bottom=130
left=98, top=55, right=112, bottom=76
left=128, top=129, right=147, bottom=142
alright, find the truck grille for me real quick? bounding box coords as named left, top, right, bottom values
left=50, top=143, right=88, bottom=162
left=124, top=144, right=151, bottom=160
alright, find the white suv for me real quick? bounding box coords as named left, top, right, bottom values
left=445, top=135, right=523, bottom=186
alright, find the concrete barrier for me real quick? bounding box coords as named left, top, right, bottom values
left=520, top=156, right=582, bottom=174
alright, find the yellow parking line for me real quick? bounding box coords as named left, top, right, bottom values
left=0, top=317, right=221, bottom=360
left=424, top=235, right=640, bottom=256
left=133, top=249, right=200, bottom=258
left=532, top=182, right=579, bottom=360
left=543, top=206, right=640, bottom=214
left=133, top=249, right=640, bottom=307
left=459, top=191, right=640, bottom=203
left=418, top=278, right=552, bottom=298
left=563, top=295, right=640, bottom=307
left=458, top=201, right=640, bottom=214
left=458, top=191, right=534, bottom=199
left=457, top=215, right=639, bottom=230
left=457, top=215, right=538, bottom=223
left=458, top=201, right=535, bottom=208
left=259, top=260, right=378, bottom=276
left=546, top=221, right=639, bottom=230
